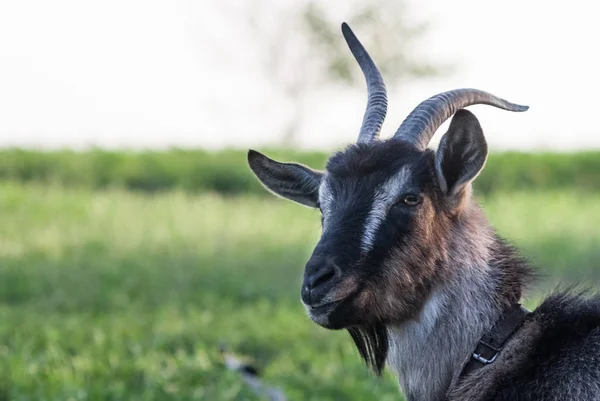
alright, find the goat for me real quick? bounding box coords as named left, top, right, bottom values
left=247, top=23, right=600, bottom=401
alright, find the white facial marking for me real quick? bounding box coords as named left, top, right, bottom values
left=361, top=166, right=412, bottom=253
left=318, top=177, right=334, bottom=222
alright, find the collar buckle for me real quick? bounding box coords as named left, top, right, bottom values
left=471, top=340, right=501, bottom=364
left=459, top=304, right=531, bottom=381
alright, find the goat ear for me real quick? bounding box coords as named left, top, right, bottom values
left=247, top=150, right=322, bottom=207
left=434, top=109, right=488, bottom=199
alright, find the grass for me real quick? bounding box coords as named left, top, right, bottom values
left=2, top=148, right=600, bottom=195
left=0, top=184, right=599, bottom=400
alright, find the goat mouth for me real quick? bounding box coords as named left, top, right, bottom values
left=304, top=295, right=356, bottom=329
left=308, top=299, right=344, bottom=312
left=306, top=303, right=340, bottom=328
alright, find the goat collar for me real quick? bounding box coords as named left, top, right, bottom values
left=458, top=303, right=530, bottom=380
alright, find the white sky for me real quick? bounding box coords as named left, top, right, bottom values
left=0, top=0, right=598, bottom=151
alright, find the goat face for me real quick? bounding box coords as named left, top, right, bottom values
left=310, top=141, right=447, bottom=330
left=247, top=23, right=527, bottom=334
left=248, top=109, right=493, bottom=330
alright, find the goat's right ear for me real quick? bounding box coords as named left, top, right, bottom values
left=247, top=150, right=322, bottom=207
left=434, top=110, right=488, bottom=202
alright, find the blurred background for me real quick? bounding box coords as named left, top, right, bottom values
left=0, top=1, right=598, bottom=400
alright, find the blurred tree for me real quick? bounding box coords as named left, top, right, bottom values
left=237, top=0, right=449, bottom=145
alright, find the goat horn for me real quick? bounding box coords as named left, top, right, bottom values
left=393, top=88, right=528, bottom=150
left=342, top=22, right=388, bottom=143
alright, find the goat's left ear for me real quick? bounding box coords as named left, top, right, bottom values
left=434, top=109, right=488, bottom=199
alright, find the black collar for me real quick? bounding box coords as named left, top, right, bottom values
left=459, top=303, right=530, bottom=380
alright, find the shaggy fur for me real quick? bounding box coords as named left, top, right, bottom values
left=248, top=136, right=600, bottom=400
left=447, top=291, right=600, bottom=401
left=245, top=21, right=561, bottom=399
left=248, top=110, right=600, bottom=400
left=353, top=196, right=536, bottom=400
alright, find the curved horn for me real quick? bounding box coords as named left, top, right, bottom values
left=342, top=22, right=388, bottom=143
left=394, top=88, right=528, bottom=150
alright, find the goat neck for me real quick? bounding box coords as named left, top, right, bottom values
left=386, top=202, right=530, bottom=401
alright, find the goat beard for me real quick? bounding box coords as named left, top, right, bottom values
left=347, top=323, right=388, bottom=375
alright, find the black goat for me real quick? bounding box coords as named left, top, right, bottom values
left=247, top=23, right=600, bottom=401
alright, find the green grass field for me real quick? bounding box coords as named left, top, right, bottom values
left=1, top=184, right=599, bottom=400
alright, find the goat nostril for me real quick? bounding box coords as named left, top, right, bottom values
left=311, top=268, right=336, bottom=289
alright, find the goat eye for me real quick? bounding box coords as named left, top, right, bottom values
left=398, top=194, right=422, bottom=207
